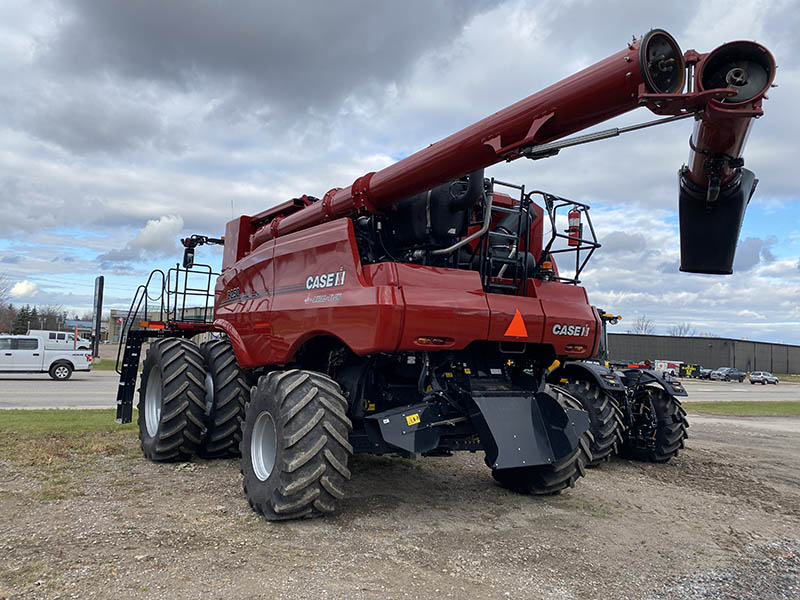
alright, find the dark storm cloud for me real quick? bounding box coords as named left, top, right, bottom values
left=20, top=92, right=163, bottom=155
left=45, top=0, right=494, bottom=115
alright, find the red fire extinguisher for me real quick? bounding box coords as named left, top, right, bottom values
left=567, top=206, right=581, bottom=247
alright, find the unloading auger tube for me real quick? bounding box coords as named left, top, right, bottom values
left=248, top=29, right=775, bottom=276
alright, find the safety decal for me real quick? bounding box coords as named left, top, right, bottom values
left=504, top=309, right=528, bottom=337
left=405, top=413, right=421, bottom=426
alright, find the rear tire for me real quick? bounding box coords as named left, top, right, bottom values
left=240, top=369, right=353, bottom=520
left=198, top=340, right=249, bottom=459
left=137, top=338, right=207, bottom=462
left=620, top=386, right=688, bottom=463
left=491, top=384, right=590, bottom=495
left=49, top=362, right=73, bottom=381
left=560, top=379, right=624, bottom=467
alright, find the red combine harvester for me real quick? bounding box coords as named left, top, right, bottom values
left=115, top=30, right=775, bottom=520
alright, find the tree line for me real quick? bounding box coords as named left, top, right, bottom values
left=0, top=303, right=88, bottom=335
left=626, top=315, right=717, bottom=337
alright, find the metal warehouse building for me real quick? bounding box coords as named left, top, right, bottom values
left=608, top=334, right=800, bottom=375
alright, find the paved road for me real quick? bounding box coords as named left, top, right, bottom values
left=0, top=371, right=797, bottom=409
left=682, top=379, right=800, bottom=402
left=0, top=371, right=121, bottom=409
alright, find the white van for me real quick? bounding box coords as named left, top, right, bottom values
left=27, top=330, right=92, bottom=350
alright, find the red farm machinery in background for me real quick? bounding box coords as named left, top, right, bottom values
left=115, top=29, right=775, bottom=520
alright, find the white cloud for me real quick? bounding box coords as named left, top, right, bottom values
left=9, top=280, right=38, bottom=298
left=97, top=215, right=184, bottom=265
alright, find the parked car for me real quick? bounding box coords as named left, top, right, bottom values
left=698, top=368, right=713, bottom=379
left=0, top=335, right=92, bottom=380
left=749, top=371, right=779, bottom=385
left=27, top=329, right=91, bottom=350
left=710, top=367, right=746, bottom=382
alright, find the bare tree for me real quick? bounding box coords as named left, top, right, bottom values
left=0, top=303, right=14, bottom=333
left=38, top=305, right=67, bottom=330
left=0, top=274, right=8, bottom=304
left=667, top=322, right=696, bottom=337
left=628, top=315, right=655, bottom=335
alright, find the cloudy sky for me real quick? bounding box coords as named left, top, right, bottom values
left=1, top=0, right=798, bottom=343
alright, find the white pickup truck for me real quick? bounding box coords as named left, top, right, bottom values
left=0, top=335, right=93, bottom=380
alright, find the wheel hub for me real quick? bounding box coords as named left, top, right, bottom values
left=251, top=411, right=277, bottom=481
left=144, top=368, right=163, bottom=437
left=204, top=372, right=215, bottom=413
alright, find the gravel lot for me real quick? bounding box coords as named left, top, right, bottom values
left=1, top=410, right=798, bottom=599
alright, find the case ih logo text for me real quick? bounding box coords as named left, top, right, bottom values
left=306, top=269, right=346, bottom=290
left=552, top=324, right=590, bottom=336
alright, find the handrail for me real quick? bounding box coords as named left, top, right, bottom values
left=115, top=270, right=165, bottom=373
left=114, top=264, right=219, bottom=374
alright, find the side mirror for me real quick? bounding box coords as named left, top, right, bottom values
left=183, top=246, right=195, bottom=269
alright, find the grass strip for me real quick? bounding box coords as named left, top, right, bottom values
left=0, top=409, right=138, bottom=464
left=686, top=401, right=800, bottom=417
left=0, top=409, right=136, bottom=434
left=91, top=358, right=119, bottom=371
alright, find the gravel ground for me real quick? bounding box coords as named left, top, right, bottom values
left=644, top=540, right=799, bottom=600
left=1, top=414, right=799, bottom=599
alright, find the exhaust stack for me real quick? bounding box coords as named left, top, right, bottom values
left=678, top=41, right=776, bottom=274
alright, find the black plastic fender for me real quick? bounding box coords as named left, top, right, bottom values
left=547, top=361, right=627, bottom=393
left=619, top=368, right=688, bottom=398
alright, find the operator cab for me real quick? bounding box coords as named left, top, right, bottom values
left=353, top=173, right=601, bottom=295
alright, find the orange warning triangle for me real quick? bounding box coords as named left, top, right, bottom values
left=504, top=309, right=528, bottom=338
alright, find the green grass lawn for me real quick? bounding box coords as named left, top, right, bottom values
left=686, top=401, right=800, bottom=417
left=774, top=373, right=800, bottom=383
left=91, top=358, right=119, bottom=371
left=0, top=409, right=138, bottom=465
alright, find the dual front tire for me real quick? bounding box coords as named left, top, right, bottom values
left=138, top=338, right=207, bottom=461
left=137, top=338, right=248, bottom=461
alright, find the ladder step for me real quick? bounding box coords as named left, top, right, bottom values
left=488, top=231, right=517, bottom=239
left=486, top=281, right=519, bottom=290
left=490, top=257, right=518, bottom=265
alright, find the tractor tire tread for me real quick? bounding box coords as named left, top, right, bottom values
left=561, top=379, right=623, bottom=467
left=620, top=387, right=689, bottom=463
left=137, top=338, right=207, bottom=462
left=198, top=340, right=249, bottom=459
left=241, top=369, right=352, bottom=520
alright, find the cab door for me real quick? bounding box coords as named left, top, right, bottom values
left=13, top=338, right=41, bottom=370
left=0, top=337, right=13, bottom=369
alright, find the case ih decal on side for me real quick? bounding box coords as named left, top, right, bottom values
left=306, top=269, right=346, bottom=290
left=552, top=324, right=591, bottom=337
left=113, top=29, right=774, bottom=521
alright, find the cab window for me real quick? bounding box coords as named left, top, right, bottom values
left=57, top=333, right=66, bottom=341
left=15, top=339, right=38, bottom=350
left=0, top=338, right=11, bottom=350
left=49, top=332, right=57, bottom=340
